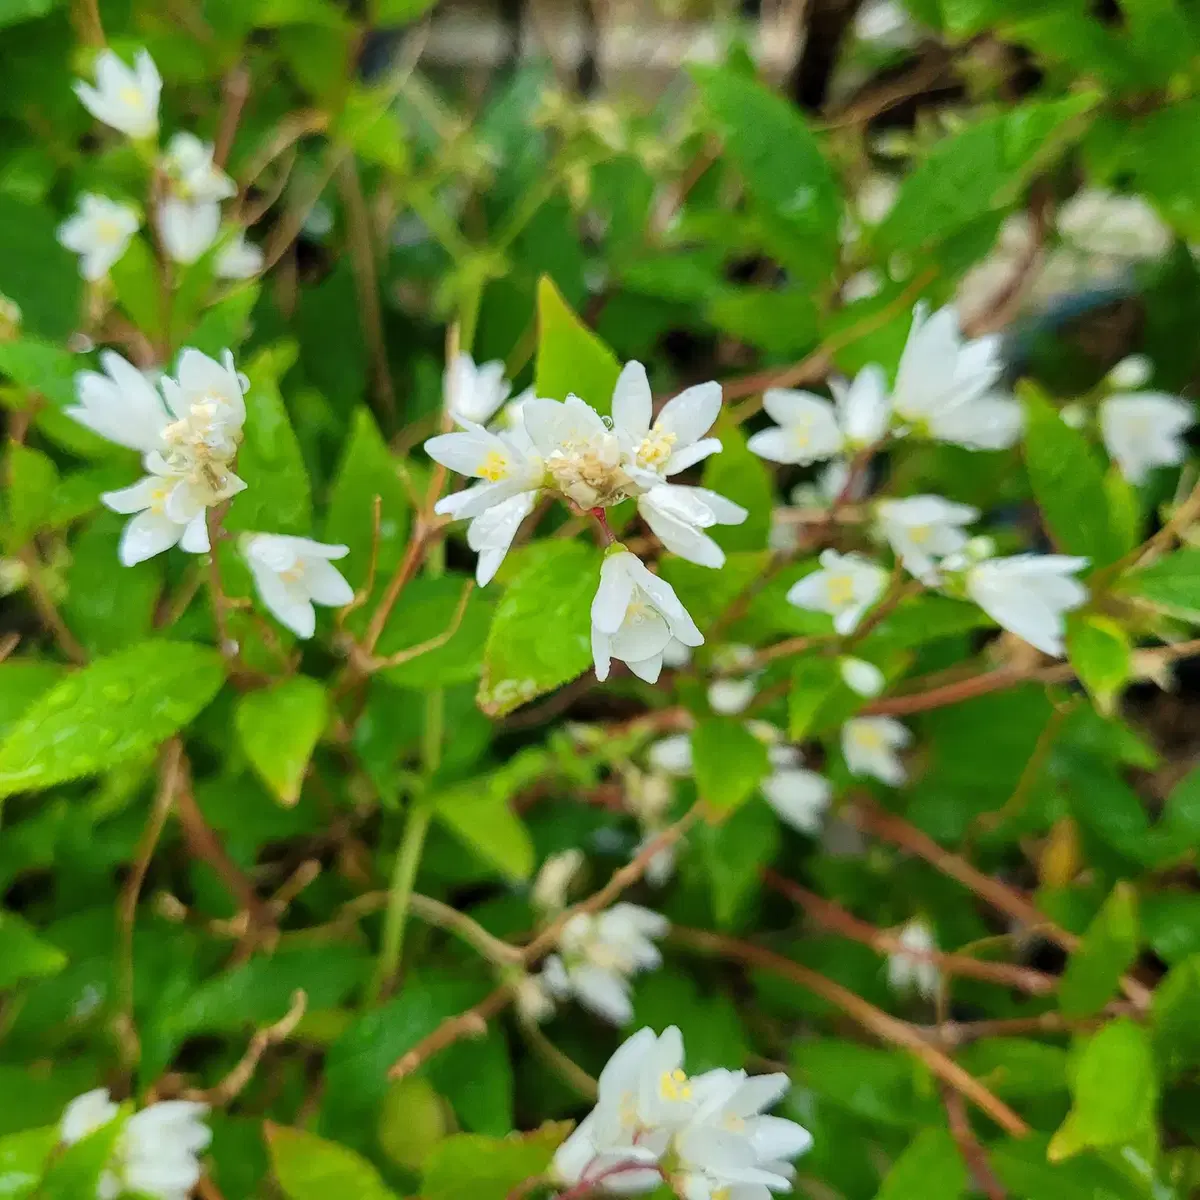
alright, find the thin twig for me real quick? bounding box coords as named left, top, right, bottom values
left=357, top=579, right=474, bottom=672
left=18, top=549, right=87, bottom=664
left=942, top=1086, right=1007, bottom=1200
left=336, top=495, right=383, bottom=630
left=927, top=1007, right=1135, bottom=1047
left=671, top=927, right=1030, bottom=1138
left=213, top=63, right=251, bottom=169
left=519, top=1020, right=599, bottom=1099
left=390, top=986, right=512, bottom=1078
left=204, top=509, right=236, bottom=659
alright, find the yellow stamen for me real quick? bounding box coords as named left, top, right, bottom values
left=659, top=1067, right=692, bottom=1101
left=478, top=450, right=509, bottom=482
left=636, top=429, right=677, bottom=470
left=907, top=524, right=931, bottom=545
left=825, top=573, right=856, bottom=607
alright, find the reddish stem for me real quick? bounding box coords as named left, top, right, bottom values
left=590, top=507, right=616, bottom=546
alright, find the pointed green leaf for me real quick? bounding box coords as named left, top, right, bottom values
left=235, top=676, right=328, bottom=806
left=266, top=1123, right=399, bottom=1200
left=0, top=1125, right=58, bottom=1199
left=1059, top=883, right=1139, bottom=1017
left=420, top=1123, right=573, bottom=1200
left=692, top=716, right=770, bottom=815
left=535, top=276, right=620, bottom=412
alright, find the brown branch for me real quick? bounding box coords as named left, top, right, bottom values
left=928, top=1007, right=1135, bottom=1047
left=671, top=927, right=1029, bottom=1138
left=390, top=985, right=512, bottom=1078
left=203, top=508, right=236, bottom=660
left=850, top=801, right=1153, bottom=1011
left=942, top=1086, right=1007, bottom=1200
left=213, top=63, right=251, bottom=170
left=762, top=870, right=1057, bottom=995
left=18, top=548, right=87, bottom=664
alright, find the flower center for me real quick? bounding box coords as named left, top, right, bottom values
left=907, top=523, right=931, bottom=545
left=635, top=429, right=677, bottom=471
left=119, top=85, right=143, bottom=107
left=825, top=573, right=856, bottom=606
left=95, top=218, right=123, bottom=245
left=545, top=434, right=632, bottom=508
left=477, top=449, right=510, bottom=481
left=791, top=420, right=813, bottom=449
left=659, top=1068, right=692, bottom=1101
left=852, top=726, right=884, bottom=751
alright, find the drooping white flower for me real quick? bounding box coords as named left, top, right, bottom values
left=648, top=733, right=693, bottom=776
left=675, top=1069, right=813, bottom=1200
left=57, top=194, right=140, bottom=281
left=839, top=656, right=885, bottom=697
left=785, top=549, right=888, bottom=634
left=157, top=199, right=221, bottom=265
left=541, top=905, right=668, bottom=1026
left=1106, top=355, right=1152, bottom=391
left=60, top=1089, right=211, bottom=1200
left=161, top=132, right=236, bottom=203
left=464, top=489, right=537, bottom=586
left=842, top=716, right=910, bottom=786
left=638, top=484, right=747, bottom=569
left=1100, top=393, right=1193, bottom=484
left=963, top=554, right=1089, bottom=657
left=1057, top=190, right=1172, bottom=262
left=552, top=1027, right=689, bottom=1194
left=242, top=534, right=354, bottom=639
left=591, top=551, right=704, bottom=684
left=68, top=350, right=169, bottom=453
left=215, top=230, right=264, bottom=280
left=760, top=745, right=831, bottom=836
left=875, top=494, right=978, bottom=583
left=831, top=366, right=891, bottom=449
left=444, top=353, right=512, bottom=426
left=73, top=48, right=161, bottom=140
left=427, top=422, right=545, bottom=521
left=611, top=361, right=723, bottom=490
left=532, top=849, right=584, bottom=912
left=891, top=303, right=1023, bottom=450
left=887, top=918, right=940, bottom=1000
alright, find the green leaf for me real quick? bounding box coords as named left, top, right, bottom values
left=323, top=408, right=410, bottom=595
left=1059, top=883, right=1139, bottom=1018
left=4, top=443, right=57, bottom=549
left=700, top=420, right=772, bottom=553
left=702, top=799, right=780, bottom=928
left=0, top=662, right=62, bottom=742
left=0, top=337, right=78, bottom=409
left=955, top=1039, right=1069, bottom=1099
left=335, top=85, right=409, bottom=170
left=110, top=237, right=165, bottom=343
left=1118, top=547, right=1200, bottom=620
left=535, top=275, right=620, bottom=412
left=265, top=1123, right=399, bottom=1200
left=419, top=1123, right=572, bottom=1200
left=1153, top=955, right=1200, bottom=1080
left=691, top=717, right=769, bottom=815
left=1049, top=1018, right=1158, bottom=1160
left=1023, top=384, right=1127, bottom=566
left=225, top=342, right=311, bottom=535
left=0, top=1126, right=57, bottom=1199
left=374, top=0, right=438, bottom=21
left=788, top=657, right=842, bottom=740
left=235, top=677, right=328, bottom=806
left=0, top=196, right=80, bottom=340
left=706, top=289, right=819, bottom=356
left=693, top=66, right=839, bottom=282
left=632, top=973, right=748, bottom=1074
left=478, top=541, right=601, bottom=717
left=188, top=284, right=261, bottom=359
left=0, top=911, right=66, bottom=989
left=1143, top=893, right=1200, bottom=963
left=39, top=1114, right=126, bottom=1200
left=378, top=1077, right=451, bottom=1169
left=0, top=642, right=225, bottom=800
left=873, top=1128, right=967, bottom=1200
left=881, top=94, right=1097, bottom=252
left=1066, top=615, right=1131, bottom=716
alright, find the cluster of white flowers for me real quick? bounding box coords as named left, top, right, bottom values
left=754, top=303, right=1094, bottom=659
left=67, top=346, right=352, bottom=638
left=553, top=1026, right=812, bottom=1199
left=60, top=1088, right=210, bottom=1200
left=58, top=49, right=261, bottom=282
left=427, top=356, right=743, bottom=682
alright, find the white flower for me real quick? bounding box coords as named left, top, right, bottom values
left=57, top=194, right=140, bottom=281
left=648, top=733, right=693, bottom=776
left=761, top=753, right=831, bottom=836
left=552, top=1027, right=689, bottom=1194
left=964, top=554, right=1089, bottom=657
left=68, top=350, right=169, bottom=453
left=887, top=918, right=940, bottom=1000
left=891, top=303, right=1023, bottom=450
left=853, top=0, right=918, bottom=49
left=515, top=974, right=557, bottom=1025
left=638, top=484, right=747, bottom=569
left=749, top=366, right=888, bottom=466
left=157, top=199, right=221, bottom=264
left=518, top=394, right=631, bottom=509
left=662, top=639, right=693, bottom=669
left=73, top=48, right=161, bottom=140
left=532, top=849, right=584, bottom=911
left=675, top=1069, right=812, bottom=1200
left=841, top=269, right=884, bottom=303
left=875, top=494, right=978, bottom=583
left=1057, top=190, right=1171, bottom=262
left=60, top=1090, right=211, bottom=1200
left=161, top=132, right=236, bottom=203
left=61, top=1088, right=119, bottom=1145
left=444, top=353, right=512, bottom=426
left=1106, top=355, right=1152, bottom=390
left=785, top=549, right=888, bottom=634
left=591, top=551, right=704, bottom=684
left=839, top=656, right=885, bottom=697
left=242, top=534, right=354, bottom=639
left=611, top=361, right=723, bottom=490
left=708, top=677, right=758, bottom=715
left=427, top=423, right=544, bottom=521
left=101, top=472, right=215, bottom=566
left=842, top=716, right=910, bottom=786
left=0, top=293, right=22, bottom=336
left=541, top=904, right=668, bottom=1026
left=1100, top=393, right=1193, bottom=484
left=215, top=230, right=264, bottom=280
left=465, top=489, right=537, bottom=586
